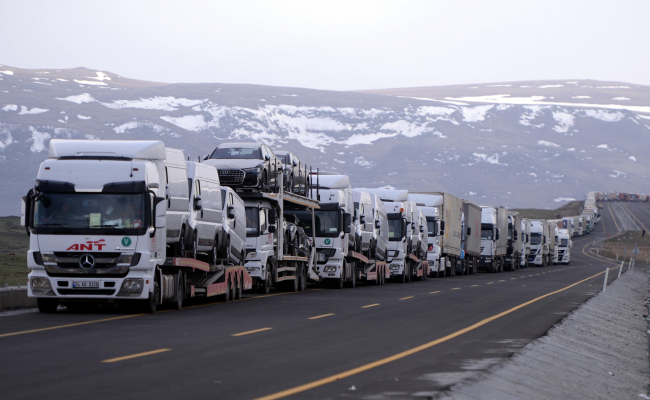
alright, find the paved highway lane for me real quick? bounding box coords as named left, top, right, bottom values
left=0, top=205, right=628, bottom=400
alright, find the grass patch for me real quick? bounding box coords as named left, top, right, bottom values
left=512, top=200, right=585, bottom=220
left=0, top=216, right=30, bottom=286
left=595, top=231, right=650, bottom=265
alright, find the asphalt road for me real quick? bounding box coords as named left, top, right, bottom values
left=0, top=204, right=632, bottom=400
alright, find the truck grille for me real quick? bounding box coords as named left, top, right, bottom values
left=57, top=289, right=116, bottom=296
left=218, top=169, right=245, bottom=185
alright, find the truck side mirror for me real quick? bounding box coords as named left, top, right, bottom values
left=193, top=196, right=203, bottom=211
left=264, top=154, right=270, bottom=161
left=268, top=209, right=276, bottom=224
left=514, top=230, right=518, bottom=240
left=466, top=227, right=471, bottom=236
left=343, top=213, right=352, bottom=234
left=268, top=225, right=276, bottom=233
left=228, top=206, right=235, bottom=219
left=375, top=220, right=381, bottom=229
left=496, top=229, right=500, bottom=240
left=360, top=215, right=366, bottom=225
left=420, top=225, right=424, bottom=233
left=293, top=160, right=298, bottom=167
left=440, top=221, right=445, bottom=235
left=150, top=194, right=166, bottom=237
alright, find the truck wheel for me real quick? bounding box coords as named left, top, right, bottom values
left=259, top=263, right=272, bottom=294
left=347, top=264, right=356, bottom=288
left=143, top=282, right=159, bottom=313
left=298, top=264, right=307, bottom=291
left=226, top=277, right=234, bottom=302
left=37, top=298, right=58, bottom=313
left=406, top=263, right=411, bottom=282
left=175, top=275, right=184, bottom=310
left=235, top=275, right=242, bottom=300
left=336, top=263, right=345, bottom=289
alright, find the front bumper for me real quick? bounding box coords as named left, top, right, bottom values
left=28, top=269, right=153, bottom=300
left=387, top=258, right=405, bottom=275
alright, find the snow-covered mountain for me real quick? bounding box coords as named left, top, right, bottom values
left=1, top=64, right=649, bottom=215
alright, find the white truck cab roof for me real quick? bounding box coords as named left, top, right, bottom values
left=48, top=139, right=166, bottom=160
left=360, top=188, right=409, bottom=203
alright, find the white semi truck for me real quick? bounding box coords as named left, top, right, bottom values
left=22, top=139, right=252, bottom=313
left=529, top=220, right=549, bottom=267
left=557, top=229, right=572, bottom=264
left=505, top=212, right=522, bottom=271
left=430, top=192, right=464, bottom=277
left=461, top=201, right=481, bottom=274
left=520, top=218, right=531, bottom=268
left=479, top=206, right=508, bottom=272
left=408, top=194, right=442, bottom=277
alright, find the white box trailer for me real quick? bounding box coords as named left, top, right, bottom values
left=22, top=139, right=252, bottom=313
left=462, top=201, right=481, bottom=274
left=430, top=192, right=464, bottom=277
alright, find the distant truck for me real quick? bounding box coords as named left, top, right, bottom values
left=557, top=229, right=572, bottom=264
left=479, top=206, right=508, bottom=272
left=22, top=140, right=252, bottom=313
left=529, top=220, right=549, bottom=267
left=461, top=201, right=481, bottom=274
left=408, top=194, right=442, bottom=276
left=520, top=218, right=531, bottom=268
left=505, top=212, right=521, bottom=271
left=548, top=221, right=559, bottom=264
left=430, top=192, right=464, bottom=276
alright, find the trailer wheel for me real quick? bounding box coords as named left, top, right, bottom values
left=347, top=264, right=356, bottom=288
left=175, top=274, right=184, bottom=310
left=235, top=274, right=242, bottom=300
left=37, top=298, right=58, bottom=313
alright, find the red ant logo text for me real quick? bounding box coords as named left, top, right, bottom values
left=66, top=239, right=106, bottom=251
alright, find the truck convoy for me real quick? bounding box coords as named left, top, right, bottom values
left=479, top=206, right=508, bottom=273
left=20, top=138, right=597, bottom=313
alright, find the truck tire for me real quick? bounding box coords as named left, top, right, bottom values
left=175, top=275, right=184, bottom=310
left=259, top=263, right=272, bottom=294
left=336, top=264, right=345, bottom=289
left=37, top=298, right=58, bottom=313
left=235, top=274, right=243, bottom=299
left=347, top=264, right=356, bottom=288
left=406, top=263, right=411, bottom=282
left=143, top=282, right=159, bottom=313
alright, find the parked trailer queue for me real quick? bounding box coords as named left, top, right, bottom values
left=20, top=139, right=597, bottom=313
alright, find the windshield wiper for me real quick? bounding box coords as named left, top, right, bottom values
left=37, top=223, right=78, bottom=234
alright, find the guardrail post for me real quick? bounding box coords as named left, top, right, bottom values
left=618, top=261, right=623, bottom=278
left=602, top=267, right=609, bottom=292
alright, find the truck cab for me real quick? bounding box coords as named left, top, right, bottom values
left=557, top=229, right=572, bottom=264
left=529, top=220, right=547, bottom=266
left=21, top=139, right=173, bottom=312
left=479, top=207, right=504, bottom=272
left=352, top=190, right=374, bottom=257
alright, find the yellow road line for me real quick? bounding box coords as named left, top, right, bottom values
left=232, top=327, right=273, bottom=337
left=622, top=203, right=648, bottom=230
left=308, top=313, right=335, bottom=320
left=102, top=348, right=170, bottom=363
left=499, top=280, right=504, bottom=282
left=471, top=285, right=479, bottom=287
left=486, top=282, right=493, bottom=285
left=608, top=203, right=621, bottom=231
left=510, top=278, right=517, bottom=280
left=0, top=314, right=144, bottom=339
left=253, top=269, right=614, bottom=400
left=399, top=296, right=414, bottom=300
left=451, top=288, right=461, bottom=290
left=361, top=304, right=380, bottom=308
left=429, top=291, right=441, bottom=294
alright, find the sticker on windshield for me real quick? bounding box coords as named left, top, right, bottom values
left=89, top=213, right=101, bottom=228
left=121, top=237, right=132, bottom=247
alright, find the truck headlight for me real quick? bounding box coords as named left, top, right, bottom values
left=323, top=266, right=336, bottom=272
left=117, top=278, right=144, bottom=297
left=31, top=277, right=55, bottom=296
left=246, top=252, right=257, bottom=259
left=390, top=264, right=401, bottom=270
left=246, top=266, right=260, bottom=272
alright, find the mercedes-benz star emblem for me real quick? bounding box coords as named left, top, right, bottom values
left=79, top=254, right=95, bottom=269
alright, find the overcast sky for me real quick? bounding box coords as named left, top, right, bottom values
left=1, top=0, right=648, bottom=91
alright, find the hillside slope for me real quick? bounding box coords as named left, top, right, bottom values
left=1, top=64, right=649, bottom=215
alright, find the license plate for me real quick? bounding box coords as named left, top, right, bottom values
left=317, top=254, right=326, bottom=262
left=72, top=281, right=99, bottom=288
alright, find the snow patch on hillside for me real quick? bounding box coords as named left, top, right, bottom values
left=160, top=114, right=207, bottom=131
left=520, top=106, right=546, bottom=127
left=28, top=126, right=50, bottom=152
left=2, top=104, right=17, bottom=112
left=552, top=110, right=574, bottom=133
left=0, top=125, right=13, bottom=150
left=584, top=110, right=624, bottom=122
left=553, top=197, right=576, bottom=202
left=77, top=115, right=91, bottom=120
left=57, top=93, right=97, bottom=104
left=597, top=144, right=609, bottom=149
left=538, top=140, right=560, bottom=147
left=18, top=106, right=48, bottom=115
left=472, top=152, right=507, bottom=165
left=461, top=105, right=493, bottom=122
left=629, top=156, right=637, bottom=161
left=0, top=70, right=14, bottom=75
left=74, top=80, right=107, bottom=86
left=103, top=97, right=206, bottom=111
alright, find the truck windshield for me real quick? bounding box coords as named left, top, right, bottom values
left=211, top=147, right=261, bottom=160
left=245, top=207, right=259, bottom=237
left=33, top=192, right=146, bottom=234
left=388, top=217, right=403, bottom=241
left=293, top=210, right=340, bottom=237
left=560, top=238, right=569, bottom=247
left=426, top=217, right=437, bottom=237
left=530, top=233, right=542, bottom=245
left=481, top=229, right=493, bottom=240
